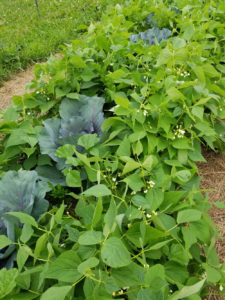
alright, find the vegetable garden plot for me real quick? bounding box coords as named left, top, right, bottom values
left=0, top=0, right=225, bottom=299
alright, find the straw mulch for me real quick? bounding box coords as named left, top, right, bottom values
left=198, top=150, right=225, bottom=300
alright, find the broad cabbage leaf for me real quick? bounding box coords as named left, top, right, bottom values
left=38, top=94, right=105, bottom=168
left=0, top=171, right=50, bottom=269
left=130, top=27, right=171, bottom=45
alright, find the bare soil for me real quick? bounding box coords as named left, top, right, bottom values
left=199, top=151, right=225, bottom=300
left=199, top=150, right=225, bottom=261
left=0, top=66, right=35, bottom=110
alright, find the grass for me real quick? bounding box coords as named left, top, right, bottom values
left=0, top=0, right=118, bottom=85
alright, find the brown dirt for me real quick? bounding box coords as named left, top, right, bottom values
left=0, top=66, right=35, bottom=110
left=198, top=150, right=225, bottom=300
left=0, top=53, right=64, bottom=111
left=198, top=150, right=225, bottom=261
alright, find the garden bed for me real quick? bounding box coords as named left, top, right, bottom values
left=0, top=0, right=225, bottom=299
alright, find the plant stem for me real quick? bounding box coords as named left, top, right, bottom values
left=35, top=0, right=40, bottom=19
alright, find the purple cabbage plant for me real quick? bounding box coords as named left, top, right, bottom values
left=37, top=94, right=105, bottom=184
left=0, top=170, right=50, bottom=269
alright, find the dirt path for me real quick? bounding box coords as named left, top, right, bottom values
left=199, top=151, right=225, bottom=259
left=0, top=53, right=64, bottom=110
left=0, top=66, right=35, bottom=110
left=200, top=151, right=225, bottom=300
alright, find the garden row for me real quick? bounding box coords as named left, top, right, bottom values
left=0, top=0, right=225, bottom=299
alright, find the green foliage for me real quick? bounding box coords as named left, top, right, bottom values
left=0, top=171, right=50, bottom=268
left=0, top=0, right=225, bottom=299
left=38, top=94, right=105, bottom=176
left=0, top=0, right=123, bottom=85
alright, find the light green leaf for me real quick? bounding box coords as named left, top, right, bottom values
left=3, top=106, right=18, bottom=122
left=70, top=55, right=86, bottom=68
left=0, top=268, right=18, bottom=299
left=34, top=233, right=48, bottom=262
left=45, top=250, right=81, bottom=283
left=101, top=237, right=131, bottom=268
left=75, top=151, right=91, bottom=167
left=202, top=64, right=220, bottom=78
left=0, top=235, right=12, bottom=250
left=169, top=243, right=189, bottom=266
left=191, top=106, right=204, bottom=120
left=149, top=239, right=173, bottom=250
left=203, top=264, right=221, bottom=283
left=17, top=246, right=29, bottom=271
left=132, top=194, right=150, bottom=209
left=167, top=87, right=185, bottom=101
left=115, top=95, right=129, bottom=108
left=174, top=170, right=191, bottom=184
left=78, top=257, right=99, bottom=275
left=172, top=138, right=192, bottom=150
left=41, top=286, right=72, bottom=300
left=107, top=69, right=126, bottom=81
left=171, top=279, right=205, bottom=300
left=78, top=134, right=99, bottom=150
left=56, top=144, right=75, bottom=159
left=123, top=173, right=144, bottom=192
left=192, top=66, right=205, bottom=84
left=83, top=184, right=111, bottom=197
left=104, top=199, right=117, bottom=236
left=137, top=289, right=152, bottom=300
left=132, top=140, right=143, bottom=156
left=182, top=227, right=197, bottom=250
left=172, top=37, right=186, bottom=49
left=78, top=230, right=104, bottom=245
left=20, top=224, right=34, bottom=244
left=142, top=155, right=158, bottom=171
left=92, top=197, right=103, bottom=228
left=6, top=129, right=37, bottom=148
left=116, top=138, right=131, bottom=157
left=156, top=48, right=172, bottom=66
left=214, top=202, right=225, bottom=209
left=190, top=220, right=210, bottom=244
left=182, top=24, right=195, bottom=40
left=195, top=122, right=216, bottom=137
left=129, top=131, right=146, bottom=142
left=66, top=170, right=81, bottom=187
left=165, top=261, right=188, bottom=284
left=122, top=159, right=140, bottom=175
left=146, top=189, right=164, bottom=211
left=7, top=212, right=38, bottom=228
left=158, top=116, right=173, bottom=133
left=66, top=93, right=79, bottom=99
left=3, top=293, right=38, bottom=300
left=177, top=209, right=202, bottom=224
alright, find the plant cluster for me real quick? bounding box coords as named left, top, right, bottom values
left=0, top=0, right=225, bottom=299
